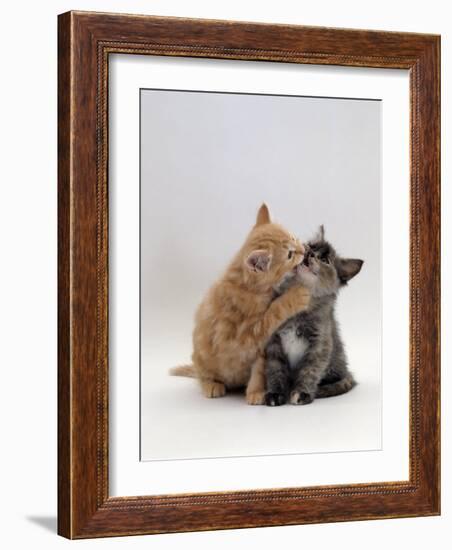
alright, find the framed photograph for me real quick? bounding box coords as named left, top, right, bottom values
left=58, top=11, right=440, bottom=539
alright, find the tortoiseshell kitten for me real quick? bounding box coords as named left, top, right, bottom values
left=265, top=226, right=363, bottom=406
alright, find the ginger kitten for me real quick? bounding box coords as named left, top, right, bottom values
left=171, top=204, right=310, bottom=405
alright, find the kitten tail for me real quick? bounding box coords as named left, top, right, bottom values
left=169, top=365, right=196, bottom=378
left=316, top=373, right=356, bottom=398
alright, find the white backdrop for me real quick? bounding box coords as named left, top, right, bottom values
left=140, top=87, right=382, bottom=461
left=0, top=1, right=449, bottom=549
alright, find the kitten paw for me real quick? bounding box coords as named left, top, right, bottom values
left=246, top=391, right=265, bottom=405
left=265, top=392, right=287, bottom=407
left=290, top=391, right=314, bottom=405
left=201, top=380, right=226, bottom=398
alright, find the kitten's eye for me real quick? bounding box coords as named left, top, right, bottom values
left=320, top=256, right=329, bottom=264
left=288, top=250, right=294, bottom=260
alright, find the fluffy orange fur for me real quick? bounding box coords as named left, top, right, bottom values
left=171, top=204, right=310, bottom=405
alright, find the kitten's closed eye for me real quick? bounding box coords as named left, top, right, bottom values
left=288, top=250, right=294, bottom=259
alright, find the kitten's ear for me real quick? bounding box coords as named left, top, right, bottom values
left=311, top=225, right=325, bottom=243
left=245, top=249, right=272, bottom=273
left=255, top=203, right=271, bottom=226
left=337, top=258, right=364, bottom=283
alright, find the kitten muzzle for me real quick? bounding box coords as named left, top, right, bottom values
left=294, top=261, right=306, bottom=276
left=299, top=250, right=319, bottom=277
left=303, top=246, right=313, bottom=265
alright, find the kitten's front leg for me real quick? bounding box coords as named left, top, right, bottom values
left=246, top=355, right=266, bottom=405
left=290, top=354, right=329, bottom=405
left=259, top=285, right=311, bottom=343
left=265, top=358, right=290, bottom=406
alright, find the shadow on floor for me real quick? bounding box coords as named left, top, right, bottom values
left=26, top=516, right=57, bottom=533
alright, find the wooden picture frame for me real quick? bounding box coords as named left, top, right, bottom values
left=58, top=10, right=440, bottom=539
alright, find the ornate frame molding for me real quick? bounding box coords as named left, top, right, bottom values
left=58, top=11, right=440, bottom=538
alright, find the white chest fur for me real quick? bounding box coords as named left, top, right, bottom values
left=279, top=325, right=309, bottom=368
